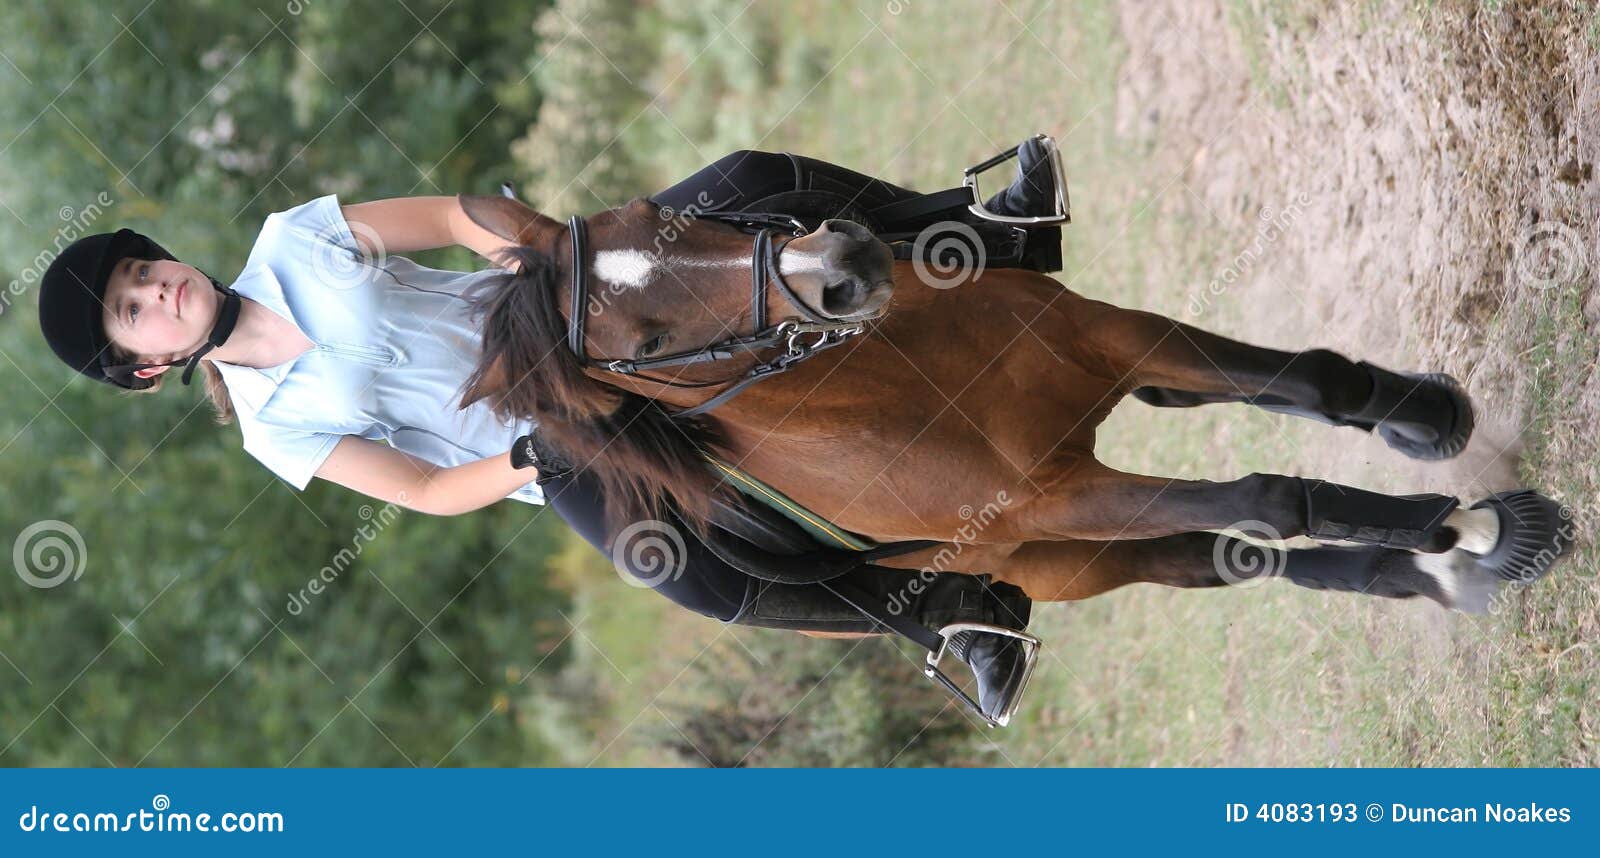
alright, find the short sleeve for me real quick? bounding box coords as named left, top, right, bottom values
left=236, top=413, right=342, bottom=491
left=264, top=194, right=359, bottom=257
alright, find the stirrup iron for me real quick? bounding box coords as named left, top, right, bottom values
left=963, top=133, right=1072, bottom=226
left=924, top=622, right=1041, bottom=728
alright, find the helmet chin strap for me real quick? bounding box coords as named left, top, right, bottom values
left=105, top=275, right=242, bottom=389
left=174, top=276, right=243, bottom=385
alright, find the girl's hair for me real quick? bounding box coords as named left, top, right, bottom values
left=106, top=334, right=236, bottom=425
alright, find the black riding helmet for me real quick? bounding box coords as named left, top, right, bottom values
left=37, top=228, right=242, bottom=391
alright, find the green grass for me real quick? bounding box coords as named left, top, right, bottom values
left=1485, top=285, right=1598, bottom=766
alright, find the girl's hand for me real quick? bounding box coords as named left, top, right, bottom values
left=509, top=432, right=573, bottom=485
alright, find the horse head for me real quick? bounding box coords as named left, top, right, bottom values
left=456, top=194, right=895, bottom=533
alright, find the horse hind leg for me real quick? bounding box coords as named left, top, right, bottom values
left=993, top=532, right=1497, bottom=611
left=1077, top=302, right=1473, bottom=460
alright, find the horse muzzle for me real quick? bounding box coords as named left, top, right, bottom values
left=786, top=219, right=896, bottom=321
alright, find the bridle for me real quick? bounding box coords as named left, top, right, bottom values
left=564, top=212, right=870, bottom=418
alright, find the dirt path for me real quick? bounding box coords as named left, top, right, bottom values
left=1073, top=0, right=1599, bottom=763
left=1116, top=0, right=1595, bottom=483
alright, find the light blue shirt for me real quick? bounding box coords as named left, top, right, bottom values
left=211, top=195, right=543, bottom=505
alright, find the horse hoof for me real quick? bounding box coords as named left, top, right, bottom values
left=1375, top=372, right=1475, bottom=461
left=1414, top=550, right=1502, bottom=613
left=1468, top=490, right=1574, bottom=583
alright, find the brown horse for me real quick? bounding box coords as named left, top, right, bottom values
left=456, top=195, right=1572, bottom=612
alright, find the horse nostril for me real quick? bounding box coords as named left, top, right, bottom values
left=821, top=278, right=867, bottom=316
left=821, top=219, right=874, bottom=242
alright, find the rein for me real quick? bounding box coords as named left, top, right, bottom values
left=564, top=213, right=867, bottom=418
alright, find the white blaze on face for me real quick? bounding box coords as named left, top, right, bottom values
left=776, top=249, right=825, bottom=276
left=592, top=249, right=657, bottom=290
left=591, top=247, right=774, bottom=291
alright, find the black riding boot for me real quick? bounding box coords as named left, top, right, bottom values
left=733, top=569, right=1034, bottom=723
left=983, top=136, right=1058, bottom=220
left=977, top=135, right=1064, bottom=273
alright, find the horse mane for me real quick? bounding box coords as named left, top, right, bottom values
left=459, top=245, right=728, bottom=538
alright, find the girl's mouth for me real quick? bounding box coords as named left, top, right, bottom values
left=175, top=281, right=187, bottom=318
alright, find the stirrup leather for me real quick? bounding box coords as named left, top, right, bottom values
left=924, top=622, right=1042, bottom=728
left=963, top=133, right=1072, bottom=226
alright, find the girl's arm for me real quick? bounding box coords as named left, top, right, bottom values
left=313, top=435, right=540, bottom=516
left=319, top=196, right=552, bottom=513
left=338, top=196, right=514, bottom=266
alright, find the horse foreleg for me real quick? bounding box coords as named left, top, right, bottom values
left=992, top=533, right=1472, bottom=609
left=1071, top=301, right=1371, bottom=412
left=1065, top=300, right=1472, bottom=459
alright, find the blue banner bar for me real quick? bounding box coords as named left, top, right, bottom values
left=1, top=768, right=1593, bottom=855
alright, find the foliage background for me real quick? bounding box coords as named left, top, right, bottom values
left=0, top=0, right=973, bottom=768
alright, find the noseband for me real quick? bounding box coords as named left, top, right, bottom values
left=565, top=212, right=868, bottom=418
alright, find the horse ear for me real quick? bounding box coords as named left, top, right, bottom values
left=457, top=194, right=563, bottom=248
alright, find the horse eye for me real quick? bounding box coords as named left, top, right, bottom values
left=637, top=334, right=668, bottom=358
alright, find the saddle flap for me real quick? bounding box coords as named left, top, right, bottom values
left=708, top=493, right=823, bottom=557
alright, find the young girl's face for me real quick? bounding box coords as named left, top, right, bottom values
left=100, top=257, right=217, bottom=377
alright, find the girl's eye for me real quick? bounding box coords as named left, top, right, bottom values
left=137, top=264, right=149, bottom=281
left=129, top=303, right=139, bottom=323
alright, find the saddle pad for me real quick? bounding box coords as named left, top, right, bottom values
left=702, top=453, right=877, bottom=552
